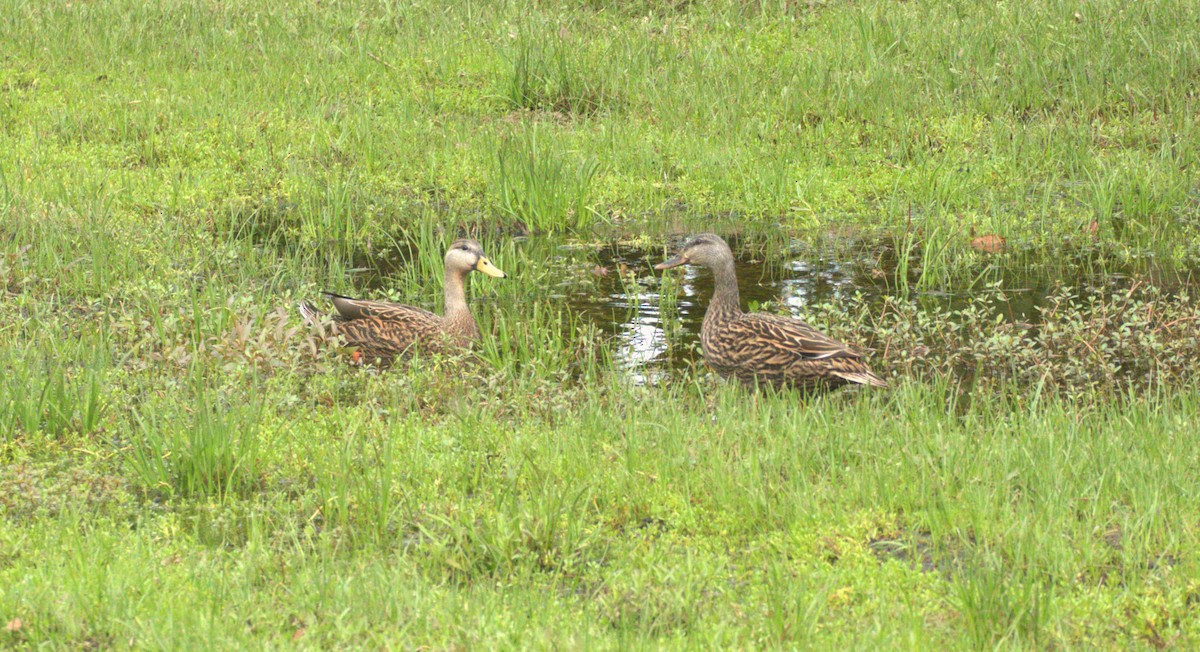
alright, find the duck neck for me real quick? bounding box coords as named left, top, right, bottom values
left=706, top=258, right=742, bottom=320
left=443, top=269, right=476, bottom=335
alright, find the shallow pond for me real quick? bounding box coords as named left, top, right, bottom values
left=344, top=232, right=1200, bottom=385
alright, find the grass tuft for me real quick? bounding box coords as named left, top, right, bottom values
left=502, top=28, right=615, bottom=117
left=494, top=130, right=602, bottom=234
left=127, top=388, right=263, bottom=500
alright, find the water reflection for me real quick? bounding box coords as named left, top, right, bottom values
left=780, top=258, right=865, bottom=312
left=615, top=320, right=669, bottom=385
left=556, top=245, right=689, bottom=384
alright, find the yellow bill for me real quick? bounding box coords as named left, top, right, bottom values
left=475, top=256, right=507, bottom=278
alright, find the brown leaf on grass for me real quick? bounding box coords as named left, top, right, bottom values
left=1085, top=220, right=1100, bottom=237
left=292, top=627, right=306, bottom=641
left=970, top=234, right=1006, bottom=254
left=5, top=618, right=22, bottom=632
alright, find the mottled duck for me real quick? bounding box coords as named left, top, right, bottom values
left=655, top=234, right=887, bottom=391
left=300, top=238, right=506, bottom=364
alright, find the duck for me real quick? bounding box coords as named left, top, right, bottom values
left=655, top=233, right=887, bottom=391
left=300, top=238, right=506, bottom=364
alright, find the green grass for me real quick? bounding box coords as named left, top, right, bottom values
left=3, top=0, right=1199, bottom=249
left=5, top=376, right=1200, bottom=648
left=3, top=0, right=1200, bottom=648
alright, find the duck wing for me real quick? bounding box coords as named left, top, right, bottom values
left=323, top=292, right=440, bottom=323
left=719, top=312, right=888, bottom=388
left=735, top=312, right=862, bottom=359
left=315, top=292, right=450, bottom=361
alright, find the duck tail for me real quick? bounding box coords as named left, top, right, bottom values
left=831, top=365, right=889, bottom=388
left=298, top=301, right=324, bottom=325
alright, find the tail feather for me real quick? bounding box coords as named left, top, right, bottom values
left=829, top=359, right=889, bottom=387
left=298, top=301, right=324, bottom=325
left=832, top=369, right=889, bottom=388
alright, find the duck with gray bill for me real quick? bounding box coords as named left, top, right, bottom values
left=656, top=234, right=887, bottom=391
left=299, top=238, right=506, bottom=364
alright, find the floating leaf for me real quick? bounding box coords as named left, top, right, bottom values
left=970, top=234, right=1006, bottom=254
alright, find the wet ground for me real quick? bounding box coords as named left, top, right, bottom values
left=341, top=231, right=1200, bottom=385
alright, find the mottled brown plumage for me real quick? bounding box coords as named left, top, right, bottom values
left=300, top=239, right=506, bottom=364
left=656, top=234, right=887, bottom=391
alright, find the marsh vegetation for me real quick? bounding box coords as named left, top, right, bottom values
left=3, top=0, right=1200, bottom=648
